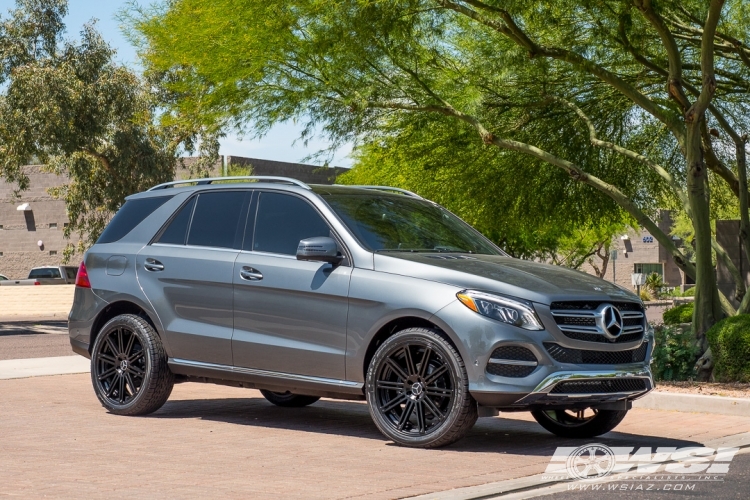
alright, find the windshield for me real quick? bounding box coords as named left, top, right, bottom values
left=322, top=193, right=502, bottom=254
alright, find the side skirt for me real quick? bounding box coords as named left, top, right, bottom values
left=168, top=358, right=365, bottom=401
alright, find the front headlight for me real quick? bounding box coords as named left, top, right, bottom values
left=456, top=290, right=544, bottom=331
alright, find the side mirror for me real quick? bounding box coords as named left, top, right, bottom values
left=296, top=236, right=343, bottom=265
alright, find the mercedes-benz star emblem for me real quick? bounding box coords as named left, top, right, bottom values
left=599, top=304, right=624, bottom=339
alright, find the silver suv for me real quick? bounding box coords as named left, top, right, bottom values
left=69, top=176, right=653, bottom=448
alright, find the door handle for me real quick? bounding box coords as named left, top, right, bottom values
left=144, top=258, right=164, bottom=272
left=239, top=266, right=263, bottom=281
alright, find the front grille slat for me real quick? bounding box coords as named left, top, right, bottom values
left=545, top=342, right=648, bottom=364
left=550, top=379, right=647, bottom=394
left=550, top=300, right=645, bottom=344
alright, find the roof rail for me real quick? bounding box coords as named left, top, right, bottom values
left=352, top=185, right=424, bottom=199
left=148, top=176, right=311, bottom=191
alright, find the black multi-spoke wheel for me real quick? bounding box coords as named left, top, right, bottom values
left=366, top=327, right=477, bottom=448
left=531, top=408, right=629, bottom=438
left=90, top=314, right=174, bottom=416
left=260, top=390, right=320, bottom=407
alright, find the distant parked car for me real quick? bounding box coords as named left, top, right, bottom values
left=0, top=274, right=8, bottom=281
left=0, top=265, right=78, bottom=286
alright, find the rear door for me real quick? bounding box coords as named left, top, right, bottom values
left=232, top=191, right=351, bottom=380
left=137, top=190, right=252, bottom=366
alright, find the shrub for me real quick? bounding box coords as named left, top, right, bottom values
left=651, top=325, right=699, bottom=381
left=682, top=287, right=695, bottom=297
left=705, top=315, right=750, bottom=382
left=663, top=303, right=693, bottom=325
left=639, top=289, right=653, bottom=301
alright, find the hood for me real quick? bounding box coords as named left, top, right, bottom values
left=373, top=252, right=639, bottom=305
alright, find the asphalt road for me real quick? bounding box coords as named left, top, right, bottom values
left=0, top=321, right=71, bottom=360
left=538, top=450, right=750, bottom=500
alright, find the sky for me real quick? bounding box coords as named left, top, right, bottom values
left=0, top=0, right=353, bottom=168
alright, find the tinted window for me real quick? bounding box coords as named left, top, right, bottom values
left=187, top=191, right=247, bottom=248
left=323, top=194, right=500, bottom=254
left=63, top=267, right=78, bottom=280
left=29, top=268, right=60, bottom=279
left=252, top=192, right=331, bottom=255
left=97, top=196, right=171, bottom=244
left=157, top=197, right=196, bottom=245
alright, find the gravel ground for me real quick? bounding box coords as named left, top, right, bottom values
left=655, top=381, right=750, bottom=399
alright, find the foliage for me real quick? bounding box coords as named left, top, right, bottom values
left=645, top=272, right=666, bottom=298
left=130, top=0, right=750, bottom=334
left=651, top=324, right=699, bottom=381
left=705, top=315, right=750, bottom=382
left=0, top=0, right=217, bottom=258
left=663, top=303, right=695, bottom=325
left=639, top=290, right=653, bottom=302
left=682, top=287, right=696, bottom=297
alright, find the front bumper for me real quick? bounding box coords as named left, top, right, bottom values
left=432, top=300, right=654, bottom=409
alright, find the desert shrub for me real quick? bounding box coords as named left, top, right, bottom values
left=705, top=315, right=750, bottom=382
left=651, top=325, right=699, bottom=381
left=663, top=302, right=694, bottom=325
left=639, top=290, right=653, bottom=301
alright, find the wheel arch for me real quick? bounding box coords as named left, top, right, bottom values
left=361, top=314, right=466, bottom=380
left=89, top=300, right=161, bottom=355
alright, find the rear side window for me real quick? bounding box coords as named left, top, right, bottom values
left=97, top=196, right=172, bottom=244
left=156, top=197, right=196, bottom=245
left=63, top=267, right=77, bottom=280
left=28, top=268, right=61, bottom=279
left=187, top=191, right=247, bottom=248
left=251, top=192, right=331, bottom=255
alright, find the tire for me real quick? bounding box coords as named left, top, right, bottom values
left=531, top=408, right=628, bottom=438
left=90, top=314, right=174, bottom=416
left=366, top=327, right=478, bottom=448
left=260, top=390, right=320, bottom=407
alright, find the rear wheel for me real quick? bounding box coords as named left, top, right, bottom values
left=531, top=408, right=628, bottom=438
left=90, top=314, right=174, bottom=416
left=260, top=390, right=320, bottom=407
left=366, top=327, right=477, bottom=448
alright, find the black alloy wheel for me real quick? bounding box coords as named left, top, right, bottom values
left=90, top=314, right=174, bottom=416
left=366, top=327, right=477, bottom=448
left=531, top=407, right=629, bottom=438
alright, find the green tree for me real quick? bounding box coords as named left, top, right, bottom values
left=0, top=0, right=218, bottom=258
left=131, top=0, right=750, bottom=343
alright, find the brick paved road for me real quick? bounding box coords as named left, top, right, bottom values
left=1, top=374, right=749, bottom=499
left=0, top=320, right=71, bottom=360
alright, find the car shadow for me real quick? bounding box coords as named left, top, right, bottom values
left=150, top=397, right=702, bottom=455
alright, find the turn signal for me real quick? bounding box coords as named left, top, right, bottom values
left=75, top=262, right=91, bottom=288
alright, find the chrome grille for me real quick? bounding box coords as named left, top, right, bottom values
left=550, top=301, right=645, bottom=343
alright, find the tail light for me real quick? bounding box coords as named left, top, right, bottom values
left=75, top=262, right=91, bottom=288
left=34, top=281, right=41, bottom=286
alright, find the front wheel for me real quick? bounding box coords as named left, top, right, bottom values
left=531, top=408, right=628, bottom=438
left=90, top=314, right=174, bottom=416
left=366, top=327, right=477, bottom=448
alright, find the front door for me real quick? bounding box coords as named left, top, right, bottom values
left=137, top=190, right=251, bottom=366
left=232, top=191, right=351, bottom=380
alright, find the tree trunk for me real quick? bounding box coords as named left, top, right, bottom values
left=686, top=119, right=722, bottom=340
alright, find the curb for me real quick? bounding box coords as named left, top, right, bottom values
left=0, top=355, right=89, bottom=380
left=633, top=391, right=750, bottom=417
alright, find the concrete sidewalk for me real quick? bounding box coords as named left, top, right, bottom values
left=0, top=355, right=89, bottom=380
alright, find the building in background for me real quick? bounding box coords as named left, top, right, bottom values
left=0, top=156, right=347, bottom=279
left=580, top=210, right=692, bottom=292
